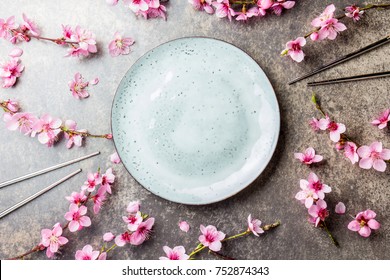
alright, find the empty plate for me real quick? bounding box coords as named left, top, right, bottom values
left=112, top=37, right=280, bottom=205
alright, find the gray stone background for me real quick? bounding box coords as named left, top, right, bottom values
left=0, top=0, right=389, bottom=260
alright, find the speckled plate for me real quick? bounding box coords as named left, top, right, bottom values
left=112, top=37, right=280, bottom=205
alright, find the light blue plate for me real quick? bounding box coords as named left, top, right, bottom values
left=112, top=37, right=280, bottom=205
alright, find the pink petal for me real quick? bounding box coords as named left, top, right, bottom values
left=9, top=48, right=23, bottom=58
left=90, top=78, right=99, bottom=85
left=373, top=159, right=386, bottom=172
left=300, top=179, right=309, bottom=190
left=179, top=221, right=190, bottom=232
left=357, top=145, right=371, bottom=158
left=312, top=155, right=323, bottom=163
left=208, top=241, right=222, bottom=252
left=335, top=202, right=346, bottom=214
left=347, top=220, right=360, bottom=231
left=370, top=141, right=382, bottom=153
left=363, top=210, right=376, bottom=219
left=367, top=219, right=380, bottom=230
left=329, top=131, right=341, bottom=142
left=359, top=157, right=373, bottom=169
left=79, top=216, right=91, bottom=227
left=358, top=226, right=371, bottom=237
left=304, top=197, right=314, bottom=209
left=380, top=149, right=390, bottom=160
left=68, top=221, right=79, bottom=232
left=294, top=153, right=305, bottom=162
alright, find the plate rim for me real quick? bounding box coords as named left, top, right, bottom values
left=110, top=36, right=280, bottom=205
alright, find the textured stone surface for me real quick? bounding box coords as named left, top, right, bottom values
left=0, top=0, right=389, bottom=260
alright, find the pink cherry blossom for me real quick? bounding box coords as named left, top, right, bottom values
left=247, top=214, right=264, bottom=236
left=146, top=4, right=167, bottom=20
left=345, top=5, right=364, bottom=22
left=294, top=147, right=323, bottom=165
left=63, top=120, right=86, bottom=149
left=295, top=172, right=331, bottom=208
left=64, top=204, right=91, bottom=232
left=159, top=246, right=189, bottom=260
left=21, top=14, right=40, bottom=36
left=82, top=172, right=102, bottom=192
left=3, top=99, right=19, bottom=112
left=318, top=116, right=346, bottom=142
left=68, top=72, right=90, bottom=99
left=335, top=202, right=346, bottom=215
left=110, top=152, right=121, bottom=164
left=188, top=0, right=214, bottom=14
left=5, top=112, right=37, bottom=135
left=62, top=24, right=73, bottom=39
left=9, top=47, right=23, bottom=58
left=115, top=231, right=132, bottom=247
left=100, top=168, right=115, bottom=194
left=179, top=221, right=190, bottom=232
left=127, top=201, right=140, bottom=213
left=75, top=245, right=100, bottom=260
left=271, top=1, right=295, bottom=16
left=311, top=4, right=336, bottom=28
left=130, top=218, right=155, bottom=245
left=308, top=199, right=329, bottom=227
left=198, top=225, right=225, bottom=252
left=40, top=223, right=68, bottom=258
left=213, top=0, right=235, bottom=21
left=348, top=209, right=380, bottom=237
left=317, top=18, right=347, bottom=40
left=0, top=16, right=18, bottom=40
left=103, top=232, right=115, bottom=242
left=283, top=37, right=306, bottom=62
left=108, top=32, right=135, bottom=57
left=123, top=211, right=143, bottom=231
left=66, top=190, right=87, bottom=205
left=344, top=141, right=359, bottom=164
left=92, top=187, right=107, bottom=214
left=31, top=114, right=62, bottom=147
left=0, top=57, right=24, bottom=88
left=371, top=109, right=390, bottom=129
left=127, top=0, right=149, bottom=13
left=66, top=26, right=97, bottom=57
left=357, top=141, right=390, bottom=172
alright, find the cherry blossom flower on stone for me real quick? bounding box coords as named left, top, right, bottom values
left=130, top=218, right=155, bottom=245
left=0, top=16, right=18, bottom=40
left=75, top=245, right=100, bottom=260
left=127, top=201, right=140, bottom=213
left=108, top=32, right=135, bottom=57
left=66, top=26, right=97, bottom=57
left=348, top=209, right=380, bottom=237
left=63, top=120, right=86, bottom=149
left=5, top=112, right=37, bottom=135
left=343, top=141, right=359, bottom=164
left=318, top=116, right=346, bottom=142
left=198, top=225, right=225, bottom=252
left=0, top=57, right=24, bottom=88
left=31, top=114, right=62, bottom=147
left=21, top=14, right=40, bottom=36
left=247, top=214, right=264, bottom=236
left=335, top=202, right=346, bottom=215
left=179, top=221, right=190, bottom=233
left=159, top=246, right=189, bottom=260
left=66, top=190, right=87, bottom=205
left=345, top=5, right=364, bottom=22
left=92, top=187, right=107, bottom=214
left=213, top=0, right=235, bottom=21
left=357, top=141, right=390, bottom=172
left=64, top=204, right=91, bottom=232
left=115, top=231, right=132, bottom=247
left=68, top=73, right=90, bottom=99
left=9, top=47, right=23, bottom=58
left=271, top=0, right=296, bottom=16
left=101, top=168, right=115, bottom=194
left=295, top=172, right=331, bottom=208
left=294, top=147, right=323, bottom=165
left=308, top=199, right=329, bottom=227
left=110, top=152, right=121, bottom=164
left=82, top=171, right=102, bottom=192
left=371, top=109, right=390, bottom=130
left=103, top=232, right=115, bottom=242
left=317, top=18, right=347, bottom=40
left=281, top=37, right=306, bottom=62
left=311, top=4, right=336, bottom=28
left=40, top=223, right=68, bottom=258
left=123, top=211, right=143, bottom=231
left=188, top=0, right=214, bottom=14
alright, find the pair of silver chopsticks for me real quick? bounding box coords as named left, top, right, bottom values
left=289, top=34, right=390, bottom=86
left=0, top=151, right=100, bottom=219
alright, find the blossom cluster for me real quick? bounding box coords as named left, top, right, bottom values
left=160, top=215, right=278, bottom=260
left=38, top=168, right=115, bottom=258
left=0, top=14, right=97, bottom=57
left=0, top=48, right=24, bottom=88
left=0, top=99, right=112, bottom=149
left=188, top=0, right=295, bottom=22
left=107, top=0, right=168, bottom=20
left=282, top=3, right=390, bottom=62
left=310, top=96, right=390, bottom=172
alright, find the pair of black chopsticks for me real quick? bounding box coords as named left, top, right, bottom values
left=288, top=34, right=390, bottom=86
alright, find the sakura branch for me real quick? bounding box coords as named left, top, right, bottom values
left=281, top=3, right=390, bottom=62
left=107, top=0, right=168, bottom=20
left=159, top=216, right=280, bottom=260
left=310, top=94, right=390, bottom=172
left=10, top=168, right=115, bottom=260
left=0, top=14, right=97, bottom=57
left=74, top=201, right=155, bottom=260
left=189, top=0, right=295, bottom=22
left=0, top=99, right=111, bottom=149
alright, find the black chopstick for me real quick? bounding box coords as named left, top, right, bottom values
left=288, top=35, right=390, bottom=85
left=307, top=71, right=390, bottom=86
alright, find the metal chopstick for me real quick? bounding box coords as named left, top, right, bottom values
left=307, top=71, right=390, bottom=86
left=288, top=35, right=390, bottom=85
left=0, top=169, right=82, bottom=219
left=0, top=151, right=99, bottom=189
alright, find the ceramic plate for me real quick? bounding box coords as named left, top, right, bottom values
left=112, top=37, right=280, bottom=205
